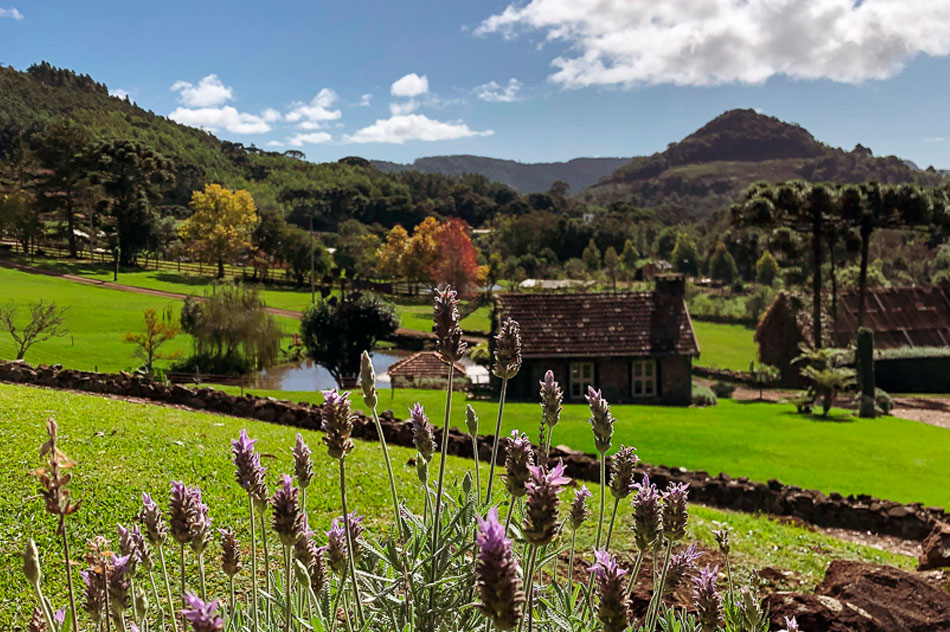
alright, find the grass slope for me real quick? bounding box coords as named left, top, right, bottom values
left=692, top=321, right=757, bottom=371
left=0, top=383, right=911, bottom=628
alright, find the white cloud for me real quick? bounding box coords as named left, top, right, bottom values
left=0, top=7, right=23, bottom=19
left=923, top=136, right=946, bottom=143
left=261, top=108, right=282, bottom=122
left=169, top=106, right=272, bottom=134
left=390, top=73, right=429, bottom=97
left=109, top=88, right=130, bottom=100
left=285, top=88, right=341, bottom=127
left=265, top=140, right=284, bottom=147
left=474, top=78, right=523, bottom=102
left=476, top=0, right=950, bottom=87
left=343, top=114, right=493, bottom=144
left=288, top=132, right=332, bottom=146
left=356, top=93, right=373, bottom=107
left=171, top=74, right=234, bottom=107
left=389, top=99, right=419, bottom=116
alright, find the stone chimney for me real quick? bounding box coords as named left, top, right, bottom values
left=650, top=273, right=686, bottom=353
left=654, top=273, right=686, bottom=298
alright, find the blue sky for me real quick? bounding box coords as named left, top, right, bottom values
left=3, top=0, right=950, bottom=168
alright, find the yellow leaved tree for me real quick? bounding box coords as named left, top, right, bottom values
left=180, top=183, right=259, bottom=277
left=404, top=217, right=441, bottom=294
left=376, top=224, right=410, bottom=280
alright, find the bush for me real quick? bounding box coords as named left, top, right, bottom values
left=875, top=387, right=895, bottom=415
left=170, top=351, right=253, bottom=376
left=691, top=383, right=718, bottom=406
left=711, top=381, right=737, bottom=399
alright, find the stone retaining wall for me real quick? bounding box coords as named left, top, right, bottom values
left=1, top=359, right=944, bottom=541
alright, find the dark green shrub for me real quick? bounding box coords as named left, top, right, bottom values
left=691, top=383, right=718, bottom=407
left=712, top=381, right=737, bottom=399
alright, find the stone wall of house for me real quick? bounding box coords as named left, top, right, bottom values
left=659, top=355, right=692, bottom=405
left=1, top=358, right=944, bottom=541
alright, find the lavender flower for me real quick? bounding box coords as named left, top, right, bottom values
left=27, top=607, right=46, bottom=632
left=493, top=317, right=522, bottom=379
left=321, top=389, right=355, bottom=460
left=189, top=487, right=212, bottom=555
left=663, top=544, right=701, bottom=595
left=632, top=474, right=663, bottom=551
left=608, top=445, right=639, bottom=500
left=693, top=565, right=723, bottom=632
left=588, top=550, right=630, bottom=632
left=433, top=284, right=466, bottom=362
left=713, top=525, right=731, bottom=555
left=308, top=542, right=327, bottom=595
left=569, top=485, right=593, bottom=530
left=539, top=370, right=563, bottom=432
left=662, top=482, right=690, bottom=543
left=270, top=474, right=305, bottom=547
left=523, top=460, right=571, bottom=546
left=231, top=429, right=267, bottom=502
left=169, top=481, right=211, bottom=553
left=118, top=523, right=151, bottom=572
left=218, top=528, right=241, bottom=577
left=139, top=492, right=167, bottom=547
left=108, top=554, right=133, bottom=614
left=182, top=593, right=224, bottom=632
left=324, top=521, right=347, bottom=575
left=54, top=607, right=65, bottom=627
left=781, top=616, right=801, bottom=632
left=504, top=430, right=534, bottom=498
left=409, top=402, right=435, bottom=462
left=293, top=433, right=314, bottom=490
left=586, top=387, right=614, bottom=455
left=360, top=350, right=377, bottom=409
left=294, top=517, right=314, bottom=566
left=475, top=507, right=525, bottom=630
left=80, top=568, right=106, bottom=623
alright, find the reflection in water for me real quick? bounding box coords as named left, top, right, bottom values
left=252, top=350, right=487, bottom=392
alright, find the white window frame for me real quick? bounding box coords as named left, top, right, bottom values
left=569, top=361, right=595, bottom=399
left=631, top=358, right=657, bottom=398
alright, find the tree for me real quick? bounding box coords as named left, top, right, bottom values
left=0, top=190, right=41, bottom=256
left=671, top=232, right=700, bottom=276
left=88, top=140, right=174, bottom=265
left=0, top=300, right=69, bottom=360
left=749, top=362, right=779, bottom=400
left=376, top=224, right=410, bottom=280
left=282, top=226, right=333, bottom=286
left=333, top=219, right=379, bottom=281
left=582, top=238, right=601, bottom=272
left=604, top=246, right=620, bottom=290
left=620, top=239, right=639, bottom=274
left=708, top=242, right=738, bottom=285
left=431, top=218, right=480, bottom=298
left=755, top=250, right=780, bottom=286
left=794, top=345, right=856, bottom=417
left=299, top=293, right=399, bottom=387
left=179, top=184, right=259, bottom=277
left=403, top=217, right=441, bottom=293
left=122, top=307, right=181, bottom=374
left=485, top=251, right=504, bottom=296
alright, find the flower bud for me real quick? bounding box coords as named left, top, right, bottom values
left=465, top=404, right=479, bottom=437
left=321, top=389, right=355, bottom=460
left=360, top=351, right=377, bottom=409
left=493, top=317, right=522, bottom=379
left=433, top=285, right=466, bottom=362
left=586, top=387, right=614, bottom=455
left=504, top=430, right=534, bottom=498
left=293, top=433, right=313, bottom=491
left=569, top=485, right=593, bottom=530
left=22, top=539, right=41, bottom=589
left=409, top=403, right=435, bottom=463
left=608, top=445, right=639, bottom=500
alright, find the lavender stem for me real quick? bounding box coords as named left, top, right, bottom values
left=248, top=496, right=259, bottom=632
left=339, top=459, right=365, bottom=626
left=484, top=377, right=508, bottom=503
left=158, top=546, right=178, bottom=632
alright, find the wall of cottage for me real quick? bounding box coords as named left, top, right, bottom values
left=1, top=358, right=944, bottom=541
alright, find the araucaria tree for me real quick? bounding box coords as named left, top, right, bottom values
left=299, top=293, right=399, bottom=387
left=179, top=184, right=259, bottom=278
left=88, top=140, right=174, bottom=265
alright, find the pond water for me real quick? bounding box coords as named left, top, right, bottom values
left=252, top=350, right=488, bottom=392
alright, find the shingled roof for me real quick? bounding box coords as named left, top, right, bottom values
left=387, top=352, right=466, bottom=380
left=496, top=291, right=700, bottom=358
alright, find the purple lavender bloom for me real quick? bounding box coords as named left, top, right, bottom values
left=662, top=482, right=690, bottom=542
left=632, top=474, right=663, bottom=551
left=169, top=481, right=212, bottom=553
left=586, top=387, right=615, bottom=455
left=523, top=460, right=571, bottom=546
left=188, top=486, right=212, bottom=554
left=293, top=433, right=314, bottom=490
left=108, top=554, right=133, bottom=614
left=493, top=317, right=522, bottom=379
left=218, top=528, right=241, bottom=577
left=539, top=370, right=563, bottom=431
left=54, top=607, right=66, bottom=627
left=80, top=568, right=106, bottom=623
left=139, top=492, right=167, bottom=547
left=433, top=284, right=466, bottom=362
left=409, top=402, right=436, bottom=462
left=118, top=523, right=151, bottom=572
left=504, top=430, right=535, bottom=498
left=321, top=389, right=355, bottom=460
left=663, top=544, right=702, bottom=595
left=231, top=429, right=267, bottom=502
left=608, top=445, right=640, bottom=500
left=588, top=550, right=630, bottom=632
left=693, top=565, right=723, bottom=632
left=569, top=485, right=593, bottom=530
left=781, top=617, right=800, bottom=632
left=475, top=507, right=525, bottom=630
left=324, top=520, right=347, bottom=575
left=270, top=474, right=305, bottom=547
left=182, top=592, right=224, bottom=632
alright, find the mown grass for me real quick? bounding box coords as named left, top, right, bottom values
left=217, top=386, right=950, bottom=510
left=0, top=383, right=912, bottom=628
left=692, top=321, right=757, bottom=371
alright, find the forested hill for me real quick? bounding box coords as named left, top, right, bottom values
left=583, top=108, right=946, bottom=218
left=0, top=62, right=522, bottom=228
left=373, top=155, right=632, bottom=194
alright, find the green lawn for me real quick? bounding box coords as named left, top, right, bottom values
left=0, top=383, right=912, bottom=628
left=692, top=320, right=757, bottom=371
left=217, top=385, right=950, bottom=511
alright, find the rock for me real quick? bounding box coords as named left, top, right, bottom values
left=767, top=592, right=877, bottom=632
left=919, top=522, right=950, bottom=570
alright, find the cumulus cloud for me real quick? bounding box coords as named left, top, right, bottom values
left=343, top=114, right=493, bottom=144
left=356, top=93, right=373, bottom=107
left=261, top=108, right=282, bottom=122
left=285, top=88, right=341, bottom=127
left=265, top=140, right=284, bottom=147
left=109, top=88, right=131, bottom=100
left=474, top=78, right=523, bottom=102
left=391, top=73, right=429, bottom=97
left=169, top=106, right=272, bottom=134
left=171, top=74, right=234, bottom=107
left=476, top=0, right=950, bottom=87
left=0, top=7, right=23, bottom=19
left=389, top=99, right=419, bottom=116
left=288, top=131, right=332, bottom=146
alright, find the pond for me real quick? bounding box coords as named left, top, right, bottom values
left=252, top=350, right=488, bottom=392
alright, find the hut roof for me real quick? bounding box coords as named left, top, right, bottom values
left=387, top=352, right=465, bottom=380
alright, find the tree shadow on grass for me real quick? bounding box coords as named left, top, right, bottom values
left=153, top=272, right=217, bottom=287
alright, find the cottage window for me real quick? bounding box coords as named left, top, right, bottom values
left=631, top=358, right=656, bottom=397
left=569, top=361, right=595, bottom=399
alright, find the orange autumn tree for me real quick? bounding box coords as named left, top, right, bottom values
left=431, top=218, right=480, bottom=298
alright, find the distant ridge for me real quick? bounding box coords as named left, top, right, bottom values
left=372, top=155, right=632, bottom=194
